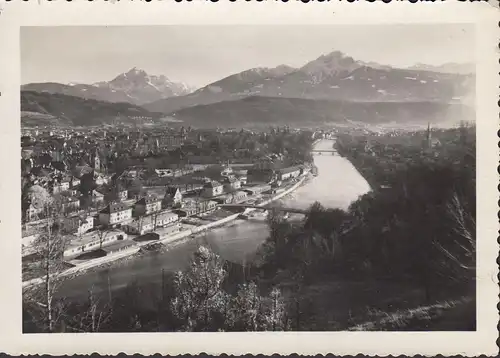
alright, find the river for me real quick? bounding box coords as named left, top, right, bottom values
left=57, top=139, right=371, bottom=300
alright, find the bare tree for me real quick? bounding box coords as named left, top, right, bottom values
left=68, top=286, right=112, bottom=332
left=434, top=192, right=476, bottom=274
left=263, top=287, right=287, bottom=331
left=95, top=225, right=109, bottom=250
left=23, top=199, right=68, bottom=332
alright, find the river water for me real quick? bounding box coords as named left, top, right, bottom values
left=57, top=139, right=371, bottom=300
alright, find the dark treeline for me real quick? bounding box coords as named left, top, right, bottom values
left=23, top=126, right=476, bottom=332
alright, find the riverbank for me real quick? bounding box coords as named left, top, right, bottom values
left=23, top=174, right=309, bottom=288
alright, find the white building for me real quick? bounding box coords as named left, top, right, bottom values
left=53, top=180, right=70, bottom=194
left=63, top=229, right=128, bottom=258
left=223, top=176, right=241, bottom=192
left=62, top=215, right=94, bottom=235
left=124, top=211, right=179, bottom=235
left=163, top=187, right=183, bottom=209
left=276, top=166, right=302, bottom=181
left=202, top=181, right=224, bottom=198
left=134, top=196, right=162, bottom=216
left=98, top=202, right=132, bottom=226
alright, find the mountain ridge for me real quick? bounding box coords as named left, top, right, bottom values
left=144, top=51, right=474, bottom=114
left=22, top=68, right=196, bottom=106
left=166, top=95, right=475, bottom=129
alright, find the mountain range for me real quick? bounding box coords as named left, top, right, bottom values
left=144, top=52, right=474, bottom=113
left=21, top=50, right=475, bottom=128
left=22, top=67, right=196, bottom=106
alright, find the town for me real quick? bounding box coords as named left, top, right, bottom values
left=21, top=125, right=331, bottom=282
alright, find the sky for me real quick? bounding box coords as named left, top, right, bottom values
left=21, top=25, right=475, bottom=88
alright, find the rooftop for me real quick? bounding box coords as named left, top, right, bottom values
left=100, top=202, right=131, bottom=214
left=277, top=166, right=302, bottom=174
left=204, top=181, right=222, bottom=188
left=136, top=196, right=161, bottom=205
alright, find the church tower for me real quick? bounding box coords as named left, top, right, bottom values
left=425, top=122, right=432, bottom=150
left=92, top=149, right=101, bottom=172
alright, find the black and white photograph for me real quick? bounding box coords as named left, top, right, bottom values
left=18, top=24, right=481, bottom=334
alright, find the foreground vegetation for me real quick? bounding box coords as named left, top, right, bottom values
left=23, top=125, right=476, bottom=332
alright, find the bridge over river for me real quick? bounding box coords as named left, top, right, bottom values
left=311, top=149, right=337, bottom=155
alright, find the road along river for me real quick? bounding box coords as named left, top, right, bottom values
left=57, top=139, right=371, bottom=300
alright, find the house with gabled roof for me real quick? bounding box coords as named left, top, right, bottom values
left=202, top=180, right=223, bottom=198
left=134, top=196, right=162, bottom=217
left=98, top=202, right=132, bottom=226
left=163, top=186, right=183, bottom=209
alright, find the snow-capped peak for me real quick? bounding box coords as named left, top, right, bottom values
left=90, top=67, right=195, bottom=103
left=300, top=50, right=362, bottom=79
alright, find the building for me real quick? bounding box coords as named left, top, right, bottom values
left=233, top=169, right=248, bottom=185
left=27, top=202, right=44, bottom=222
left=423, top=123, right=442, bottom=150
left=247, top=168, right=275, bottom=184
left=244, top=184, right=272, bottom=196
left=118, top=189, right=128, bottom=201
left=155, top=169, right=174, bottom=177
left=91, top=149, right=101, bottom=171
left=223, top=176, right=241, bottom=192
left=232, top=190, right=248, bottom=203
left=154, top=211, right=179, bottom=227
left=157, top=135, right=185, bottom=149
left=98, top=202, right=132, bottom=226
left=212, top=191, right=247, bottom=205
left=202, top=181, right=223, bottom=198
left=134, top=196, right=162, bottom=217
left=175, top=206, right=198, bottom=218
left=53, top=179, right=70, bottom=194
left=71, top=177, right=81, bottom=188
left=175, top=200, right=218, bottom=217
left=163, top=186, right=183, bottom=209
left=197, top=200, right=218, bottom=214
left=92, top=189, right=105, bottom=203
left=63, top=229, right=127, bottom=258
left=62, top=215, right=94, bottom=235
left=221, top=166, right=233, bottom=177
left=61, top=196, right=80, bottom=213
left=124, top=211, right=179, bottom=235
left=276, top=166, right=302, bottom=181
left=94, top=173, right=110, bottom=186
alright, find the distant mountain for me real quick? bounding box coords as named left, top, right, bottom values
left=406, top=62, right=475, bottom=75
left=21, top=90, right=163, bottom=127
left=144, top=64, right=298, bottom=113
left=22, top=68, right=196, bottom=106
left=168, top=96, right=475, bottom=129
left=144, top=51, right=474, bottom=114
